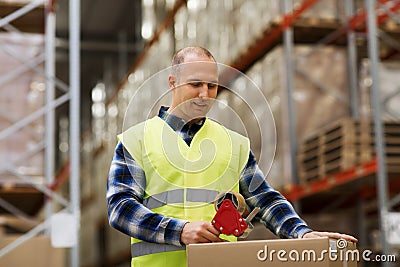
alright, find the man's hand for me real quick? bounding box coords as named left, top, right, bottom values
left=180, top=221, right=223, bottom=245
left=303, top=231, right=358, bottom=243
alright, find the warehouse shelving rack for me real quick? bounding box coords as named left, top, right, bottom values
left=230, top=1, right=399, bottom=264
left=234, top=1, right=399, bottom=265
left=216, top=2, right=400, bottom=251
left=0, top=0, right=81, bottom=266
left=282, top=158, right=399, bottom=203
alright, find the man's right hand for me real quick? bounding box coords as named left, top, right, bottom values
left=180, top=221, right=224, bottom=245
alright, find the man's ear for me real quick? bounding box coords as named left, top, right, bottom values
left=168, top=75, right=176, bottom=90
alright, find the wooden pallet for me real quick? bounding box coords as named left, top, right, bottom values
left=297, top=117, right=400, bottom=183
left=299, top=118, right=366, bottom=151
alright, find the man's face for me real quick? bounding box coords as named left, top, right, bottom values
left=168, top=55, right=218, bottom=122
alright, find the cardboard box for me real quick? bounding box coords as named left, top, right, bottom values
left=187, top=237, right=357, bottom=267
left=0, top=235, right=66, bottom=267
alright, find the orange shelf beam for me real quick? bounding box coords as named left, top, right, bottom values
left=283, top=159, right=378, bottom=202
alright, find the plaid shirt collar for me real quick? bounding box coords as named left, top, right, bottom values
left=158, top=106, right=205, bottom=132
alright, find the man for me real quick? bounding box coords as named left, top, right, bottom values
left=107, top=46, right=357, bottom=267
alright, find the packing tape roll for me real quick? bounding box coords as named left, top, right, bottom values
left=214, top=191, right=246, bottom=215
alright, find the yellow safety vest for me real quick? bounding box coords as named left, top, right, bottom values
left=118, top=116, right=250, bottom=267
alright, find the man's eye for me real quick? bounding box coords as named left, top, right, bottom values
left=208, top=83, right=217, bottom=89
left=190, top=82, right=202, bottom=87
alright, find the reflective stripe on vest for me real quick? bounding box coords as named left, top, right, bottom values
left=131, top=242, right=185, bottom=258
left=186, top=188, right=219, bottom=203
left=143, top=189, right=219, bottom=209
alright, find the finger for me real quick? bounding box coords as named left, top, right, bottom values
left=201, top=229, right=223, bottom=242
left=303, top=232, right=321, bottom=238
left=194, top=235, right=212, bottom=243
left=323, top=232, right=343, bottom=239
left=314, top=232, right=358, bottom=243
left=327, top=232, right=351, bottom=240
left=338, top=234, right=358, bottom=242
left=206, top=222, right=221, bottom=235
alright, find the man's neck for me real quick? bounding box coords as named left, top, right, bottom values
left=166, top=107, right=204, bottom=125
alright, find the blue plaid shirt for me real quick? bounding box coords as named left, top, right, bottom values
left=107, top=107, right=312, bottom=247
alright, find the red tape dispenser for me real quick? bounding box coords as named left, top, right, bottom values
left=211, top=191, right=260, bottom=238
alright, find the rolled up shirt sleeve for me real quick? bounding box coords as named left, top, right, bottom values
left=239, top=151, right=313, bottom=239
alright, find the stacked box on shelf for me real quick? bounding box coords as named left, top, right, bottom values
left=0, top=35, right=45, bottom=186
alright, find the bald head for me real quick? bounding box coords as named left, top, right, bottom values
left=171, top=47, right=216, bottom=79
left=172, top=46, right=216, bottom=66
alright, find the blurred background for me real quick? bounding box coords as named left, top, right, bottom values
left=0, top=0, right=399, bottom=266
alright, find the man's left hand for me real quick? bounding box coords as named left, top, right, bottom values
left=302, top=231, right=358, bottom=243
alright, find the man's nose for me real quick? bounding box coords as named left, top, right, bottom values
left=198, top=83, right=208, bottom=98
